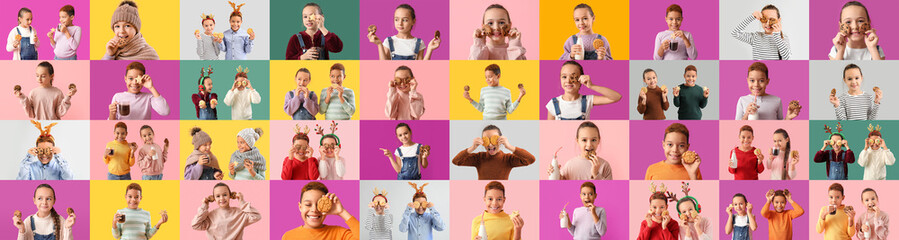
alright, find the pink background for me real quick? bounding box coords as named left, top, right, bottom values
left=357, top=0, right=450, bottom=60
left=717, top=120, right=810, bottom=180
left=268, top=120, right=361, bottom=180
left=448, top=0, right=540, bottom=60
left=1, top=60, right=91, bottom=120
left=269, top=180, right=360, bottom=238
left=359, top=120, right=450, bottom=180
left=89, top=60, right=181, bottom=120
left=807, top=180, right=899, bottom=239
left=178, top=180, right=270, bottom=239
left=719, top=60, right=810, bottom=120
left=628, top=0, right=720, bottom=60
left=358, top=60, right=450, bottom=120
left=540, top=180, right=629, bottom=239
left=628, top=180, right=720, bottom=239
left=539, top=120, right=630, bottom=180
left=808, top=0, right=899, bottom=60
left=88, top=120, right=181, bottom=180
left=449, top=180, right=540, bottom=239
left=629, top=120, right=720, bottom=180
left=2, top=0, right=91, bottom=60
left=719, top=180, right=809, bottom=240
left=538, top=60, right=630, bottom=120
left=0, top=180, right=90, bottom=239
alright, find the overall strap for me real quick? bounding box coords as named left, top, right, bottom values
left=580, top=95, right=588, bottom=114
left=387, top=36, right=396, bottom=54
left=551, top=97, right=562, bottom=117
left=395, top=147, right=403, bottom=158
left=296, top=33, right=306, bottom=49
left=414, top=38, right=422, bottom=57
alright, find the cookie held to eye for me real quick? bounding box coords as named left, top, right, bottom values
left=501, top=25, right=511, bottom=36
left=412, top=201, right=421, bottom=208
left=681, top=151, right=698, bottom=164
left=593, top=39, right=604, bottom=49
left=481, top=24, right=493, bottom=36
left=317, top=196, right=332, bottom=213
left=840, top=23, right=851, bottom=36
left=860, top=22, right=871, bottom=33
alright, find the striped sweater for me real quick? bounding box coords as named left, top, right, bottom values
left=112, top=208, right=158, bottom=240
left=471, top=86, right=520, bottom=120
left=320, top=87, right=356, bottom=120
left=732, top=15, right=791, bottom=60
left=836, top=92, right=878, bottom=120
left=364, top=208, right=393, bottom=240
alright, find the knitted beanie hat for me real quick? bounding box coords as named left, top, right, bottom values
left=190, top=127, right=211, bottom=150
left=237, top=128, right=263, bottom=148
left=110, top=0, right=141, bottom=32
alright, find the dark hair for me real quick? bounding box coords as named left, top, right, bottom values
left=842, top=63, right=863, bottom=79
left=396, top=4, right=416, bottom=20
left=115, top=122, right=128, bottom=132
left=293, top=132, right=309, bottom=143
left=829, top=183, right=844, bottom=196
left=395, top=65, right=415, bottom=78
left=126, top=182, right=142, bottom=196
left=664, top=123, right=690, bottom=143
left=774, top=190, right=786, bottom=199
left=17, top=8, right=32, bottom=24
left=774, top=129, right=792, bottom=176
left=666, top=4, right=683, bottom=16
left=396, top=122, right=412, bottom=134
left=37, top=61, right=55, bottom=76
left=684, top=65, right=697, bottom=74
left=482, top=124, right=502, bottom=136
left=649, top=192, right=668, bottom=204
left=739, top=125, right=754, bottom=135
left=60, top=5, right=75, bottom=17
left=563, top=60, right=584, bottom=75
left=295, top=68, right=310, bottom=78
left=483, top=4, right=511, bottom=24
left=748, top=62, right=769, bottom=79
left=234, top=72, right=248, bottom=80
left=485, top=64, right=501, bottom=75
left=330, top=63, right=346, bottom=77
left=301, top=181, right=329, bottom=199
left=303, top=2, right=323, bottom=15
left=576, top=121, right=600, bottom=140
left=120, top=0, right=138, bottom=8
left=861, top=188, right=878, bottom=200
left=213, top=182, right=231, bottom=195
left=139, top=125, right=154, bottom=134
left=574, top=3, right=595, bottom=17
left=761, top=4, right=780, bottom=18
left=868, top=130, right=882, bottom=138
left=484, top=181, right=505, bottom=196
left=642, top=68, right=656, bottom=79
left=34, top=184, right=61, bottom=240
left=126, top=61, right=146, bottom=75
left=840, top=1, right=869, bottom=22
left=580, top=181, right=596, bottom=193
left=733, top=193, right=747, bottom=203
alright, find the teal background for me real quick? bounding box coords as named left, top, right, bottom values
left=270, top=0, right=361, bottom=60
left=179, top=60, right=271, bottom=120
left=809, top=120, right=899, bottom=180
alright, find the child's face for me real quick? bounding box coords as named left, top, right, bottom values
left=372, top=195, right=387, bottom=213
left=840, top=5, right=869, bottom=41
left=773, top=195, right=787, bottom=213
left=746, top=70, right=768, bottom=96
left=862, top=191, right=878, bottom=211
left=202, top=19, right=215, bottom=34
left=677, top=201, right=695, bottom=222
left=732, top=197, right=747, bottom=215
left=413, top=197, right=428, bottom=215
left=198, top=142, right=212, bottom=154
left=684, top=70, right=697, bottom=87
left=125, top=69, right=144, bottom=93
left=665, top=11, right=683, bottom=31
left=843, top=68, right=863, bottom=91
left=235, top=77, right=248, bottom=91
left=35, top=66, right=53, bottom=88
left=643, top=72, right=658, bottom=88
left=203, top=78, right=214, bottom=92
left=113, top=21, right=137, bottom=40
left=484, top=71, right=500, bottom=87
left=33, top=187, right=55, bottom=215
left=394, top=8, right=415, bottom=34
left=302, top=6, right=320, bottom=30
left=560, top=64, right=581, bottom=93
left=299, top=189, right=327, bottom=228
left=19, top=12, right=33, bottom=27
left=394, top=70, right=412, bottom=92
left=828, top=190, right=844, bottom=206
left=830, top=135, right=844, bottom=149
left=213, top=186, right=231, bottom=208
left=59, top=11, right=73, bottom=26
left=114, top=127, right=128, bottom=142
left=293, top=139, right=309, bottom=157
left=296, top=72, right=311, bottom=88
left=237, top=136, right=251, bottom=152
left=649, top=199, right=667, bottom=221
left=663, top=132, right=689, bottom=163
left=739, top=130, right=754, bottom=149
left=577, top=127, right=600, bottom=157
left=125, top=189, right=141, bottom=209
left=483, top=189, right=505, bottom=214
left=773, top=133, right=788, bottom=150
left=761, top=10, right=779, bottom=34
left=321, top=138, right=338, bottom=157
left=483, top=8, right=510, bottom=42
left=573, top=8, right=594, bottom=33
left=395, top=126, right=412, bottom=145
left=579, top=187, right=596, bottom=207
left=229, top=16, right=242, bottom=32
left=36, top=141, right=54, bottom=164
left=329, top=70, right=344, bottom=86
left=869, top=135, right=882, bottom=150
left=140, top=128, right=154, bottom=145
left=482, top=129, right=501, bottom=155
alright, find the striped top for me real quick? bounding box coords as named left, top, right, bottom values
left=835, top=91, right=878, bottom=120
left=731, top=15, right=791, bottom=60
left=112, top=208, right=158, bottom=240
left=471, top=86, right=520, bottom=120
left=364, top=208, right=393, bottom=240
left=320, top=87, right=356, bottom=120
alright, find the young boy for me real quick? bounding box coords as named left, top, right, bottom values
left=399, top=182, right=445, bottom=239
left=452, top=125, right=536, bottom=180
left=464, top=64, right=525, bottom=120
left=671, top=65, right=709, bottom=120
left=281, top=181, right=360, bottom=239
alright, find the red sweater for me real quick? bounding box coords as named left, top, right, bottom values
left=729, top=147, right=764, bottom=180
left=281, top=156, right=320, bottom=180
left=285, top=31, right=343, bottom=60
left=637, top=219, right=679, bottom=240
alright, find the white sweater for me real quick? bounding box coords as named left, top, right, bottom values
left=859, top=148, right=895, bottom=180
left=223, top=88, right=261, bottom=120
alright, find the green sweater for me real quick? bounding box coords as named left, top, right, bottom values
left=672, top=84, right=708, bottom=120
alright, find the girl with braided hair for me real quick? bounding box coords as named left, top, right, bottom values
left=13, top=184, right=75, bottom=240
left=17, top=120, right=72, bottom=180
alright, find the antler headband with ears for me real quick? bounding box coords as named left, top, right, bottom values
left=868, top=123, right=883, bottom=133
left=408, top=182, right=429, bottom=195
left=315, top=121, right=341, bottom=146
left=228, top=1, right=245, bottom=17
left=31, top=120, right=58, bottom=143
left=649, top=182, right=678, bottom=203
left=679, top=182, right=701, bottom=213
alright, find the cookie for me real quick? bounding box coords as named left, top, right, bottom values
left=845, top=205, right=854, bottom=212
left=788, top=100, right=802, bottom=111
left=317, top=196, right=332, bottom=213
left=690, top=210, right=698, bottom=219
left=518, top=83, right=524, bottom=89
left=14, top=210, right=21, bottom=218
left=66, top=208, right=74, bottom=215
left=480, top=24, right=493, bottom=37
left=198, top=100, right=206, bottom=106
left=195, top=29, right=200, bottom=35
left=412, top=201, right=421, bottom=208
left=703, top=86, right=709, bottom=92
left=783, top=189, right=790, bottom=196
left=873, top=86, right=880, bottom=92
left=660, top=85, right=667, bottom=91
left=247, top=28, right=254, bottom=35
left=682, top=151, right=698, bottom=164
left=464, top=85, right=470, bottom=91
left=754, top=148, right=762, bottom=155
left=434, top=30, right=440, bottom=39
left=69, top=83, right=76, bottom=90
left=860, top=22, right=871, bottom=33
left=206, top=195, right=215, bottom=203
left=368, top=24, right=377, bottom=34
left=831, top=88, right=837, bottom=97
left=840, top=23, right=851, bottom=36
left=213, top=32, right=224, bottom=39
left=593, top=39, right=604, bottom=49
left=501, top=25, right=511, bottom=36
left=586, top=150, right=596, bottom=159
left=116, top=38, right=127, bottom=49
left=331, top=83, right=341, bottom=89
left=674, top=86, right=680, bottom=92
left=14, top=85, right=21, bottom=92
left=15, top=34, right=21, bottom=41
left=118, top=214, right=126, bottom=223
left=791, top=150, right=799, bottom=159
left=641, top=87, right=648, bottom=94
left=210, top=98, right=218, bottom=104
left=509, top=210, right=520, bottom=218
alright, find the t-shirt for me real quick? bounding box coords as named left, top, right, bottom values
left=394, top=143, right=421, bottom=157
left=829, top=46, right=884, bottom=60
left=546, top=95, right=594, bottom=120
left=381, top=36, right=425, bottom=57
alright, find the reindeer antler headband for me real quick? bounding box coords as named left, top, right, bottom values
left=294, top=124, right=311, bottom=139
left=824, top=122, right=844, bottom=138
left=868, top=123, right=882, bottom=133
left=408, top=182, right=429, bottom=196
left=228, top=1, right=245, bottom=17
left=198, top=65, right=214, bottom=86
left=315, top=121, right=340, bottom=146
left=649, top=182, right=678, bottom=203
left=679, top=182, right=701, bottom=213
left=31, top=120, right=58, bottom=143
left=200, top=13, right=215, bottom=24
left=371, top=187, right=388, bottom=202
left=236, top=65, right=249, bottom=74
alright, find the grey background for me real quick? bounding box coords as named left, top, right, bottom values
left=449, top=120, right=540, bottom=180
left=359, top=180, right=451, bottom=240
left=179, top=0, right=271, bottom=60
left=809, top=60, right=899, bottom=120
left=0, top=120, right=91, bottom=180
left=720, top=0, right=810, bottom=60
left=628, top=60, right=721, bottom=120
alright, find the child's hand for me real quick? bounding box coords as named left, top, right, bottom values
left=589, top=154, right=605, bottom=178
left=683, top=155, right=701, bottom=180
left=129, top=142, right=138, bottom=152
left=195, top=30, right=202, bottom=40
left=829, top=94, right=840, bottom=108
left=752, top=11, right=764, bottom=21
left=578, top=75, right=592, bottom=88
left=462, top=90, right=472, bottom=102
left=673, top=86, right=680, bottom=97
left=234, top=192, right=245, bottom=202
left=747, top=202, right=754, bottom=213
left=508, top=27, right=521, bottom=40
left=772, top=21, right=783, bottom=33
left=570, top=44, right=584, bottom=59
left=745, top=102, right=759, bottom=115
left=248, top=29, right=256, bottom=41
left=214, top=171, right=224, bottom=180
left=846, top=207, right=856, bottom=220
left=300, top=48, right=319, bottom=60
left=726, top=204, right=734, bottom=216
left=141, top=75, right=154, bottom=89
left=473, top=28, right=486, bottom=39
left=703, top=87, right=710, bottom=98
left=673, top=30, right=685, bottom=40
left=786, top=107, right=799, bottom=120
left=660, top=39, right=671, bottom=51
left=379, top=148, right=391, bottom=157
left=765, top=189, right=775, bottom=202
left=367, top=31, right=381, bottom=45
left=498, top=136, right=513, bottom=150
left=644, top=210, right=654, bottom=227
left=333, top=145, right=342, bottom=158
left=64, top=212, right=76, bottom=229
left=862, top=223, right=871, bottom=232
left=67, top=85, right=77, bottom=97
left=874, top=87, right=883, bottom=104
left=428, top=36, right=441, bottom=51
left=324, top=193, right=346, bottom=215
left=47, top=29, right=55, bottom=39
left=157, top=210, right=168, bottom=225
left=660, top=86, right=668, bottom=96
left=198, top=100, right=206, bottom=109
left=244, top=79, right=253, bottom=90
left=112, top=212, right=123, bottom=226
left=865, top=29, right=879, bottom=48
left=13, top=214, right=24, bottom=231
left=660, top=213, right=670, bottom=227
left=109, top=101, right=118, bottom=116
left=28, top=147, right=38, bottom=156
left=410, top=79, right=418, bottom=91
left=229, top=162, right=236, bottom=173
left=213, top=35, right=223, bottom=43
left=105, top=38, right=119, bottom=56
left=199, top=155, right=210, bottom=165
left=833, top=31, right=847, bottom=51
left=469, top=137, right=484, bottom=153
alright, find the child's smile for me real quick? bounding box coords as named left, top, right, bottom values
left=214, top=186, right=231, bottom=208
left=484, top=71, right=499, bottom=87
left=663, top=132, right=688, bottom=163
left=684, top=71, right=697, bottom=87
left=203, top=19, right=215, bottom=35
left=666, top=12, right=683, bottom=31
left=229, top=16, right=242, bottom=32
left=483, top=189, right=505, bottom=214
left=300, top=189, right=327, bottom=228
left=773, top=196, right=786, bottom=213
left=747, top=71, right=768, bottom=96
left=113, top=22, right=136, bottom=40
left=140, top=129, right=154, bottom=145
left=125, top=189, right=141, bottom=209
left=643, top=72, right=658, bottom=88
left=573, top=8, right=593, bottom=33
left=302, top=6, right=319, bottom=30
left=483, top=8, right=510, bottom=43
left=841, top=5, right=870, bottom=42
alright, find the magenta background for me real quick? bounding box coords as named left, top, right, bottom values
left=359, top=120, right=450, bottom=180
left=2, top=0, right=90, bottom=60
left=538, top=60, right=630, bottom=120
left=357, top=0, right=450, bottom=60
left=628, top=0, right=719, bottom=60
left=629, top=120, right=720, bottom=180
left=89, top=60, right=181, bottom=120
left=269, top=180, right=360, bottom=238
left=719, top=60, right=810, bottom=120
left=808, top=0, right=899, bottom=60
left=539, top=180, right=629, bottom=239
left=179, top=180, right=270, bottom=239
left=0, top=180, right=90, bottom=238
left=718, top=180, right=810, bottom=240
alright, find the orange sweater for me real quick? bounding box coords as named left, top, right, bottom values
left=761, top=200, right=805, bottom=240
left=281, top=217, right=360, bottom=240
left=645, top=161, right=702, bottom=180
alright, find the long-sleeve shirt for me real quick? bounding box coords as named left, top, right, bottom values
left=191, top=92, right=218, bottom=118
left=223, top=88, right=261, bottom=120
left=219, top=28, right=253, bottom=60
left=728, top=147, right=764, bottom=180
left=320, top=87, right=356, bottom=120
left=191, top=201, right=262, bottom=240
left=653, top=30, right=697, bottom=60
left=281, top=156, right=320, bottom=180
left=112, top=208, right=158, bottom=240
left=137, top=143, right=167, bottom=176
left=816, top=205, right=856, bottom=240
left=471, top=86, right=520, bottom=120
left=196, top=34, right=221, bottom=60
left=20, top=86, right=71, bottom=120
left=319, top=156, right=346, bottom=180
left=567, top=206, right=607, bottom=240
left=365, top=208, right=393, bottom=240
left=50, top=26, right=81, bottom=59
left=645, top=161, right=703, bottom=180
left=469, top=36, right=526, bottom=60
left=284, top=90, right=319, bottom=120
left=855, top=210, right=889, bottom=240
left=285, top=31, right=344, bottom=60
left=110, top=92, right=170, bottom=120
left=637, top=219, right=679, bottom=240
left=766, top=153, right=797, bottom=180
left=280, top=217, right=360, bottom=240
left=184, top=150, right=221, bottom=180
left=229, top=148, right=266, bottom=180
left=104, top=140, right=135, bottom=176
left=385, top=87, right=425, bottom=120
left=6, top=26, right=39, bottom=60
left=452, top=148, right=536, bottom=180
left=679, top=217, right=711, bottom=240
left=470, top=211, right=515, bottom=240
left=858, top=148, right=895, bottom=180
left=18, top=213, right=73, bottom=240
left=735, top=94, right=783, bottom=120
left=731, top=15, right=791, bottom=60
left=637, top=87, right=669, bottom=120
left=672, top=84, right=707, bottom=120
left=835, top=92, right=879, bottom=120
left=16, top=153, right=73, bottom=180
left=559, top=34, right=612, bottom=60
left=560, top=156, right=612, bottom=180
left=399, top=206, right=445, bottom=240
left=814, top=149, right=856, bottom=179
left=761, top=201, right=804, bottom=240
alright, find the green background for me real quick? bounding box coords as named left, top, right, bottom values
left=809, top=120, right=899, bottom=180
left=179, top=60, right=271, bottom=120
left=270, top=0, right=360, bottom=60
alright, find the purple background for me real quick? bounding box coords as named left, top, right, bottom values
left=2, top=0, right=90, bottom=60
left=719, top=60, right=810, bottom=120
left=539, top=60, right=630, bottom=120
left=809, top=0, right=899, bottom=60
left=89, top=60, right=181, bottom=120
left=269, top=180, right=360, bottom=238
left=718, top=180, right=810, bottom=240
left=629, top=0, right=719, bottom=60
left=629, top=120, right=720, bottom=180
left=0, top=181, right=90, bottom=238
left=358, top=0, right=450, bottom=60
left=359, top=120, right=450, bottom=180
left=540, top=180, right=629, bottom=239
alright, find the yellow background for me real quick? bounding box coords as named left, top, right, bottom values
left=90, top=0, right=180, bottom=59
left=538, top=0, right=630, bottom=60
left=449, top=60, right=540, bottom=120
left=179, top=120, right=271, bottom=179
left=268, top=60, right=362, bottom=120
left=89, top=180, right=180, bottom=239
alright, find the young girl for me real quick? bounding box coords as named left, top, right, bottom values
left=470, top=181, right=524, bottom=240
left=104, top=122, right=136, bottom=180
left=137, top=125, right=168, bottom=180
left=560, top=182, right=607, bottom=239
left=731, top=4, right=791, bottom=60
left=319, top=63, right=356, bottom=120
left=676, top=182, right=709, bottom=240
left=367, top=4, right=440, bottom=60
left=15, top=61, right=76, bottom=120
left=13, top=184, right=74, bottom=240
left=184, top=127, right=224, bottom=180
left=830, top=1, right=884, bottom=60
left=816, top=183, right=856, bottom=239
left=560, top=4, right=610, bottom=60
left=282, top=124, right=320, bottom=180
left=380, top=123, right=429, bottom=180
left=285, top=3, right=344, bottom=60
left=284, top=68, right=319, bottom=120
left=108, top=62, right=171, bottom=120
left=48, top=5, right=81, bottom=60
left=281, top=181, right=360, bottom=239
left=219, top=1, right=255, bottom=60
left=767, top=129, right=799, bottom=180
left=855, top=188, right=889, bottom=240
left=228, top=128, right=266, bottom=180
left=858, top=124, right=894, bottom=180
left=223, top=65, right=261, bottom=120
left=814, top=123, right=855, bottom=180
left=547, top=121, right=612, bottom=180
left=192, top=67, right=218, bottom=120
left=103, top=0, right=159, bottom=60
left=654, top=4, right=697, bottom=60
left=546, top=61, right=621, bottom=120
left=385, top=66, right=425, bottom=120
left=195, top=14, right=222, bottom=60
left=190, top=182, right=262, bottom=239
left=638, top=183, right=678, bottom=240
left=366, top=188, right=392, bottom=239
left=725, top=193, right=758, bottom=240
left=831, top=64, right=882, bottom=120
left=729, top=125, right=765, bottom=180
left=645, top=123, right=702, bottom=180
left=637, top=69, right=669, bottom=120
left=400, top=182, right=445, bottom=239
left=18, top=120, right=73, bottom=180
left=452, top=125, right=536, bottom=180
left=735, top=62, right=798, bottom=120
left=469, top=4, right=526, bottom=60
left=6, top=8, right=39, bottom=60
left=112, top=183, right=169, bottom=240
left=761, top=189, right=805, bottom=240
left=464, top=64, right=525, bottom=120
left=672, top=65, right=709, bottom=120
left=316, top=121, right=346, bottom=180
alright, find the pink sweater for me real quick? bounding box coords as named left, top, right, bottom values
left=385, top=87, right=425, bottom=120
left=191, top=200, right=262, bottom=240
left=110, top=92, right=170, bottom=120
left=469, top=37, right=526, bottom=60
left=137, top=143, right=167, bottom=176
left=20, top=86, right=71, bottom=120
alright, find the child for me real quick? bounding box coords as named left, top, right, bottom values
left=830, top=1, right=884, bottom=60
left=725, top=193, right=758, bottom=240
left=814, top=123, right=855, bottom=180
left=228, top=128, right=266, bottom=180
left=452, top=125, right=536, bottom=180
left=319, top=63, right=356, bottom=120
left=855, top=188, right=889, bottom=240
left=676, top=183, right=709, bottom=240
left=316, top=121, right=346, bottom=180
left=672, top=65, right=709, bottom=120
left=560, top=182, right=607, bottom=239
left=219, top=1, right=255, bottom=60
left=282, top=124, right=320, bottom=180
left=104, top=122, right=136, bottom=180
left=380, top=123, right=429, bottom=180
left=280, top=181, right=360, bottom=239
left=285, top=3, right=343, bottom=60
left=831, top=64, right=881, bottom=120
left=547, top=121, right=612, bottom=180
left=728, top=125, right=765, bottom=180
left=223, top=65, right=261, bottom=120
left=560, top=4, right=611, bottom=60
left=858, top=124, right=895, bottom=180
left=470, top=181, right=524, bottom=240
left=17, top=120, right=73, bottom=180
left=108, top=61, right=171, bottom=120
left=195, top=14, right=222, bottom=60
left=284, top=68, right=319, bottom=120
left=13, top=184, right=74, bottom=240
left=15, top=61, right=75, bottom=120
left=367, top=4, right=441, bottom=60
left=48, top=5, right=81, bottom=60
left=645, top=123, right=702, bottom=180
left=190, top=182, right=262, bottom=239
left=137, top=125, right=168, bottom=180
left=366, top=188, right=392, bottom=240
left=546, top=61, right=621, bottom=120
left=654, top=4, right=697, bottom=60
left=638, top=182, right=678, bottom=240
left=761, top=189, right=805, bottom=240
left=385, top=66, right=425, bottom=120
left=735, top=62, right=798, bottom=120
left=184, top=127, right=224, bottom=180
left=6, top=8, right=39, bottom=60
left=400, top=182, right=445, bottom=239
left=102, top=0, right=159, bottom=60
left=816, top=183, right=857, bottom=239
left=192, top=66, right=219, bottom=120
left=731, top=4, right=791, bottom=60
left=636, top=69, right=669, bottom=120
left=464, top=64, right=525, bottom=120
left=112, top=183, right=169, bottom=240
left=767, top=129, right=799, bottom=180
left=470, top=4, right=526, bottom=60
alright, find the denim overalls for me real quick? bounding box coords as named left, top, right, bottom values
left=396, top=145, right=421, bottom=180
left=387, top=36, right=421, bottom=60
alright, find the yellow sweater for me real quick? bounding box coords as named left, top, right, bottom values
left=470, top=211, right=514, bottom=240
left=104, top=140, right=135, bottom=175
left=816, top=205, right=855, bottom=240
